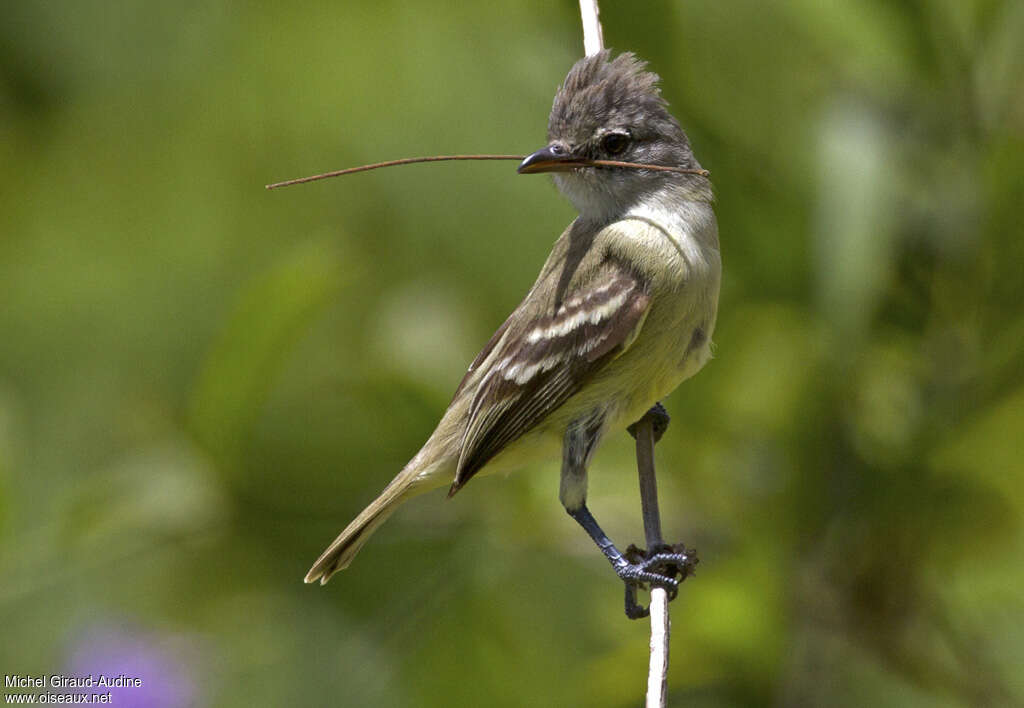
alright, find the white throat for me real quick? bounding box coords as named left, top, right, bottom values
left=620, top=186, right=720, bottom=279
left=553, top=172, right=641, bottom=224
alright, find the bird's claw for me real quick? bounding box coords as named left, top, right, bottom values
left=620, top=542, right=698, bottom=620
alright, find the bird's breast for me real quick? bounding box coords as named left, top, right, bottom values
left=594, top=197, right=721, bottom=423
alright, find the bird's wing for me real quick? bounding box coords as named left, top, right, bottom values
left=449, top=310, right=515, bottom=402
left=450, top=258, right=651, bottom=494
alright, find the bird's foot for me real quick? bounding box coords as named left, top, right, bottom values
left=620, top=542, right=698, bottom=620
left=627, top=402, right=670, bottom=443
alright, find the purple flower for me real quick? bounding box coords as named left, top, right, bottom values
left=66, top=625, right=198, bottom=708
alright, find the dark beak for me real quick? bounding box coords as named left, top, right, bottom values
left=517, top=145, right=581, bottom=174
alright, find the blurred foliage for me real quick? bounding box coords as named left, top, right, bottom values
left=1, top=1, right=1022, bottom=706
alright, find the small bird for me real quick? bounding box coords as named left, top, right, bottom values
left=305, top=50, right=720, bottom=605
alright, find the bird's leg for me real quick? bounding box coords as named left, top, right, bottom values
left=627, top=401, right=671, bottom=443
left=561, top=411, right=695, bottom=620
left=625, top=402, right=698, bottom=618
left=565, top=504, right=695, bottom=618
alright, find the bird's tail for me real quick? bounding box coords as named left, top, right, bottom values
left=304, top=439, right=457, bottom=585
left=304, top=476, right=412, bottom=585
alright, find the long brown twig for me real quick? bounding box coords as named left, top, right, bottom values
left=265, top=155, right=708, bottom=190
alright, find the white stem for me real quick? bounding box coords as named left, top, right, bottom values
left=646, top=588, right=670, bottom=708
left=579, top=3, right=669, bottom=704
left=635, top=415, right=670, bottom=708
left=578, top=0, right=605, bottom=55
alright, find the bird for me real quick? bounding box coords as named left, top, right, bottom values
left=305, top=50, right=720, bottom=609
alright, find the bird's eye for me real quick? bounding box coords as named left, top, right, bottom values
left=601, top=133, right=629, bottom=156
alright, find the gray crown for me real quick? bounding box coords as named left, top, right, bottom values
left=548, top=50, right=689, bottom=161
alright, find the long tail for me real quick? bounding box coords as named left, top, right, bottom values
left=304, top=474, right=416, bottom=585
left=304, top=437, right=458, bottom=585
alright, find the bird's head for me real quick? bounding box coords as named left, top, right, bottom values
left=518, top=50, right=703, bottom=221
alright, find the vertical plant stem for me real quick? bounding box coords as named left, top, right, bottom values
left=634, top=417, right=669, bottom=708
left=578, top=0, right=605, bottom=56
left=577, top=4, right=669, bottom=705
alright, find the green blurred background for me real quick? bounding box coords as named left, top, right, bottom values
left=2, top=0, right=1022, bottom=705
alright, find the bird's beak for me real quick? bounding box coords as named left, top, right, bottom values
left=517, top=145, right=581, bottom=174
